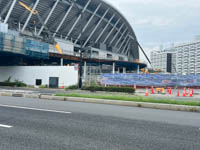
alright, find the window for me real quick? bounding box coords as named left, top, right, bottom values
left=36, top=79, right=42, bottom=86
left=119, top=56, right=124, bottom=61
left=107, top=54, right=112, bottom=59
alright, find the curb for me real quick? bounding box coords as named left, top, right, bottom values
left=64, top=97, right=200, bottom=112
left=0, top=92, right=200, bottom=112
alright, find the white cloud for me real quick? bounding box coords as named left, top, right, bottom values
left=109, top=0, right=200, bottom=8
left=108, top=0, right=200, bottom=62
left=133, top=17, right=175, bottom=27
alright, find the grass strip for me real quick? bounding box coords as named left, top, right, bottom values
left=56, top=93, right=200, bottom=107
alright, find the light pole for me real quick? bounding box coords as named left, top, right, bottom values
left=78, top=44, right=84, bottom=89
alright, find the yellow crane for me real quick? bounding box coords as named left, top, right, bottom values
left=18, top=1, right=62, bottom=54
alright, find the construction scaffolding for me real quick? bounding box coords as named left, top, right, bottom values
left=0, top=32, right=49, bottom=59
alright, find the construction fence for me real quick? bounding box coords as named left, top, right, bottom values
left=101, top=74, right=200, bottom=87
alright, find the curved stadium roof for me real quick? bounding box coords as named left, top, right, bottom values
left=0, top=0, right=139, bottom=61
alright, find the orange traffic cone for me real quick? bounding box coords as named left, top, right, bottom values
left=134, top=84, right=137, bottom=91
left=167, top=88, right=169, bottom=94
left=177, top=89, right=180, bottom=97
left=62, top=83, right=64, bottom=89
left=151, top=86, right=154, bottom=94
left=183, top=88, right=186, bottom=97
left=169, top=88, right=172, bottom=95
left=190, top=90, right=193, bottom=97
left=145, top=88, right=149, bottom=96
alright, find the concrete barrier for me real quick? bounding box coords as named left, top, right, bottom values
left=40, top=95, right=65, bottom=101
left=0, top=92, right=13, bottom=97
left=64, top=97, right=200, bottom=112
left=12, top=93, right=24, bottom=97
left=24, top=94, right=40, bottom=99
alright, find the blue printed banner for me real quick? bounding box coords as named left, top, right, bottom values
left=101, top=74, right=200, bottom=87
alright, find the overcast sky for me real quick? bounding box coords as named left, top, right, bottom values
left=108, top=0, right=200, bottom=62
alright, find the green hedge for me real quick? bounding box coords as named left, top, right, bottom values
left=0, top=82, right=16, bottom=87
left=0, top=81, right=27, bottom=87
left=81, top=86, right=135, bottom=93
left=67, top=85, right=78, bottom=90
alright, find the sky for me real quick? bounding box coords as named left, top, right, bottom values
left=108, top=0, right=200, bottom=63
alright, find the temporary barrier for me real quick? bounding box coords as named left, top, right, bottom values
left=0, top=32, right=4, bottom=51
left=25, top=39, right=49, bottom=59
left=101, top=73, right=200, bottom=87
left=0, top=32, right=49, bottom=59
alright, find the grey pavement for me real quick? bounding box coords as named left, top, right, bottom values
left=0, top=96, right=200, bottom=150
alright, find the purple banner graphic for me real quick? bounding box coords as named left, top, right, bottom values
left=101, top=74, right=200, bottom=87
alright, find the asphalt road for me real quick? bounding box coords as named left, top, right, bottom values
left=0, top=96, right=200, bottom=150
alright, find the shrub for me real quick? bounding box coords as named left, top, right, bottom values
left=39, top=85, right=48, bottom=88
left=14, top=80, right=27, bottom=87
left=67, top=85, right=78, bottom=90
left=0, top=80, right=26, bottom=87
left=81, top=86, right=135, bottom=93
left=0, top=82, right=16, bottom=87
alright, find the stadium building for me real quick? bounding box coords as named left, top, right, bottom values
left=0, top=0, right=146, bottom=70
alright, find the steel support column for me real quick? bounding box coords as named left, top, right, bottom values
left=4, top=0, right=17, bottom=23
left=60, top=58, right=64, bottom=66
left=137, top=64, right=140, bottom=74
left=0, top=0, right=12, bottom=19
left=18, top=22, right=21, bottom=32
left=83, top=61, right=87, bottom=80
left=102, top=18, right=120, bottom=44
left=21, top=0, right=40, bottom=33
left=114, top=28, right=128, bottom=48
left=125, top=42, right=130, bottom=56
left=123, top=67, right=126, bottom=74
left=121, top=38, right=130, bottom=54
left=118, top=34, right=129, bottom=52
left=83, top=8, right=110, bottom=47
left=110, top=23, right=124, bottom=45
left=38, top=0, right=59, bottom=36
left=53, top=3, right=74, bottom=37
left=112, top=62, right=115, bottom=74
left=66, top=0, right=91, bottom=38
left=75, top=3, right=102, bottom=44
left=95, top=13, right=116, bottom=43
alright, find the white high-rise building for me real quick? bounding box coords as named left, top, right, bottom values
left=175, top=41, right=200, bottom=74
left=151, top=40, right=200, bottom=75
left=151, top=49, right=176, bottom=73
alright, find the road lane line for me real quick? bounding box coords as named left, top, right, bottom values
left=0, top=104, right=71, bottom=114
left=0, top=124, right=13, bottom=128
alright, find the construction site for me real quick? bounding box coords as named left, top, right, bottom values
left=0, top=0, right=199, bottom=98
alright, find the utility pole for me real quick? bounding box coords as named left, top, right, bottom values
left=78, top=44, right=84, bottom=89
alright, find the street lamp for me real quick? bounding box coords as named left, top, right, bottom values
left=78, top=44, right=84, bottom=89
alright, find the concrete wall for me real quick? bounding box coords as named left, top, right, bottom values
left=0, top=66, right=78, bottom=87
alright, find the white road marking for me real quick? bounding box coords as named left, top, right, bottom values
left=0, top=104, right=71, bottom=114
left=0, top=124, right=13, bottom=128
